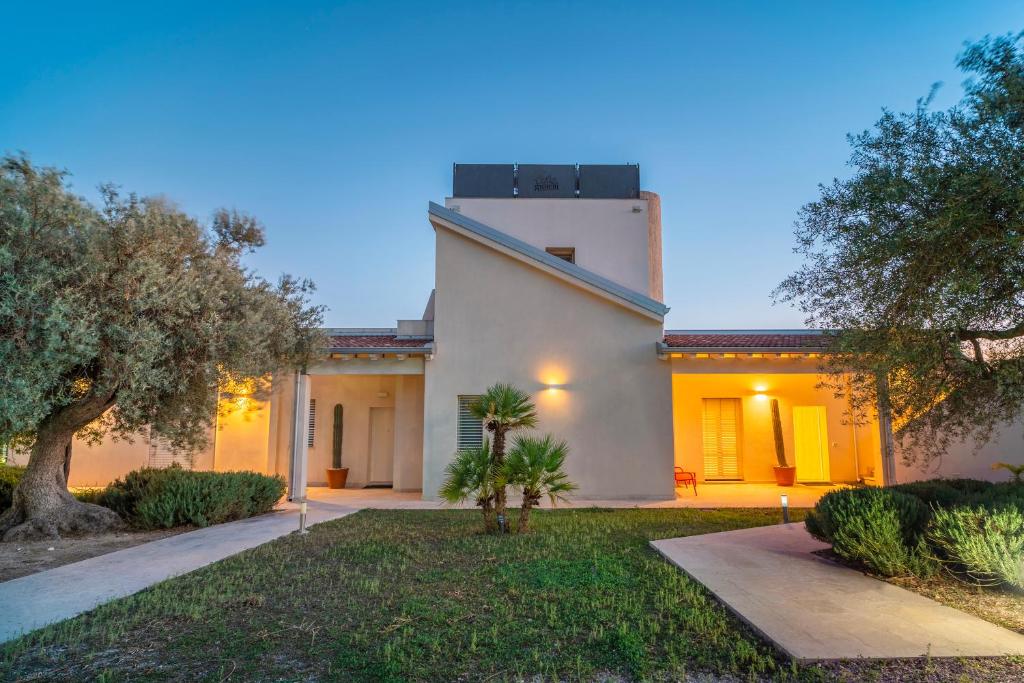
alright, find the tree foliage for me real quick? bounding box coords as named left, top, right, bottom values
left=0, top=155, right=322, bottom=539
left=775, top=33, right=1024, bottom=465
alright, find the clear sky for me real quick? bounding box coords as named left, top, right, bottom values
left=3, top=1, right=1022, bottom=329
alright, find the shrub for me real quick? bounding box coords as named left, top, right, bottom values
left=101, top=465, right=285, bottom=529
left=928, top=505, right=1024, bottom=589
left=968, top=482, right=1024, bottom=512
left=890, top=478, right=993, bottom=509
left=805, top=487, right=932, bottom=576
left=0, top=466, right=26, bottom=511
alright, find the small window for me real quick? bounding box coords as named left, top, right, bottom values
left=457, top=395, right=484, bottom=451
left=308, top=399, right=316, bottom=448
left=545, top=247, right=575, bottom=264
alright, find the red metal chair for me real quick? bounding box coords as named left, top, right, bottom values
left=674, top=466, right=697, bottom=495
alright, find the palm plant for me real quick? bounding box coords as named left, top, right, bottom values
left=503, top=434, right=576, bottom=533
left=470, top=384, right=538, bottom=532
left=439, top=440, right=497, bottom=533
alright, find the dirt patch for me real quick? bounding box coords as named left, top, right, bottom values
left=814, top=548, right=1024, bottom=634
left=0, top=528, right=187, bottom=581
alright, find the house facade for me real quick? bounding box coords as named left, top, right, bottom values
left=30, top=164, right=1016, bottom=497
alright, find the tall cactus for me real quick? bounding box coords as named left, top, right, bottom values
left=771, top=398, right=788, bottom=468
left=332, top=404, right=344, bottom=469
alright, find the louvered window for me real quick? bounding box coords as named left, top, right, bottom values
left=457, top=395, right=484, bottom=451
left=308, top=399, right=316, bottom=448
left=147, top=427, right=194, bottom=470
left=702, top=398, right=741, bottom=480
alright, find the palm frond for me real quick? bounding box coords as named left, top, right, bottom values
left=504, top=434, right=576, bottom=506
left=439, top=440, right=494, bottom=506
left=469, top=383, right=538, bottom=431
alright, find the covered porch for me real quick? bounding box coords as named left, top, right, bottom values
left=280, top=327, right=432, bottom=498
left=663, top=331, right=889, bottom=494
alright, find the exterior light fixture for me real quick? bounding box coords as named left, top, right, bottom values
left=295, top=499, right=309, bottom=535
left=780, top=494, right=790, bottom=524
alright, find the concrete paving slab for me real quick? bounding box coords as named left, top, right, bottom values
left=0, top=499, right=356, bottom=643
left=651, top=523, right=1024, bottom=660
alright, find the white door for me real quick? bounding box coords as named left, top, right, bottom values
left=368, top=407, right=395, bottom=485
left=702, top=398, right=742, bottom=480
left=793, top=406, right=831, bottom=482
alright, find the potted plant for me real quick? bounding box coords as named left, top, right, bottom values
left=326, top=404, right=349, bottom=489
left=771, top=398, right=796, bottom=486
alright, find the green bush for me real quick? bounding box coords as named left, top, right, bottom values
left=805, top=486, right=932, bottom=577
left=891, top=478, right=993, bottom=508
left=0, top=466, right=26, bottom=510
left=101, top=465, right=286, bottom=529
left=968, top=482, right=1024, bottom=511
left=928, top=505, right=1024, bottom=589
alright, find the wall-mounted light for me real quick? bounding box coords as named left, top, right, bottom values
left=753, top=384, right=768, bottom=401
left=545, top=384, right=564, bottom=393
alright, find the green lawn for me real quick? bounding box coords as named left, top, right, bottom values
left=2, top=508, right=1019, bottom=682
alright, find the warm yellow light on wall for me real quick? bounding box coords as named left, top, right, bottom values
left=753, top=384, right=769, bottom=401
left=537, top=363, right=568, bottom=391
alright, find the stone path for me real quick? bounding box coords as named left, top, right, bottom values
left=0, top=499, right=357, bottom=643
left=651, top=523, right=1024, bottom=660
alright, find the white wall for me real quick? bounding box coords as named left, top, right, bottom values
left=423, top=226, right=674, bottom=500
left=445, top=197, right=661, bottom=301
left=895, top=417, right=1024, bottom=483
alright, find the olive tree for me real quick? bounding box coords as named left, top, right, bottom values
left=776, top=34, right=1024, bottom=466
left=0, top=156, right=322, bottom=540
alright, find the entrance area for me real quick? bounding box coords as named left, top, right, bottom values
left=672, top=368, right=885, bottom=489
left=296, top=373, right=424, bottom=491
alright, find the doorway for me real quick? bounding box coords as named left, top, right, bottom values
left=367, top=407, right=395, bottom=487
left=793, top=406, right=830, bottom=482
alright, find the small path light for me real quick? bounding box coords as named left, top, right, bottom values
left=780, top=494, right=790, bottom=524
left=295, top=499, right=310, bottom=535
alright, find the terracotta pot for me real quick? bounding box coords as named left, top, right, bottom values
left=773, top=466, right=796, bottom=487
left=326, top=467, right=349, bottom=489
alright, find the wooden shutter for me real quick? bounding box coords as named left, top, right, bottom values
left=457, top=395, right=484, bottom=451
left=307, top=399, right=316, bottom=448
left=702, top=398, right=741, bottom=479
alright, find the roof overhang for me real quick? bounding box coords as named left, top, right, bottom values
left=428, top=202, right=668, bottom=321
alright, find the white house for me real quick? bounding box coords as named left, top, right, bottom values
left=30, top=163, right=1016, bottom=498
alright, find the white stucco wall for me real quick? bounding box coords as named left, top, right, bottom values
left=895, top=416, right=1024, bottom=483
left=445, top=197, right=661, bottom=301
left=423, top=225, right=675, bottom=501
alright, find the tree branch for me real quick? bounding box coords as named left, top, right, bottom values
left=957, top=322, right=1024, bottom=341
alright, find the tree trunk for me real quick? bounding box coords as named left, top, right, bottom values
left=481, top=498, right=498, bottom=534
left=0, top=416, right=123, bottom=542
left=491, top=427, right=508, bottom=533
left=63, top=441, right=72, bottom=483
left=517, top=502, right=532, bottom=534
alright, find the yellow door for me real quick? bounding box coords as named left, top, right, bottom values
left=702, top=398, right=741, bottom=480
left=793, top=406, right=830, bottom=482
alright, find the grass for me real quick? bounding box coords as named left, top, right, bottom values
left=2, top=507, right=1022, bottom=682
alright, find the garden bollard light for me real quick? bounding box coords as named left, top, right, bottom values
left=780, top=494, right=789, bottom=524
left=297, top=499, right=309, bottom=535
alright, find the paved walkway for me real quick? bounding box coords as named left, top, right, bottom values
left=651, top=523, right=1024, bottom=660
left=0, top=499, right=357, bottom=643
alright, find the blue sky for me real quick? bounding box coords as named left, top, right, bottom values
left=3, top=1, right=1021, bottom=329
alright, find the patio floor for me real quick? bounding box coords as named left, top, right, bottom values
left=306, top=482, right=838, bottom=509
